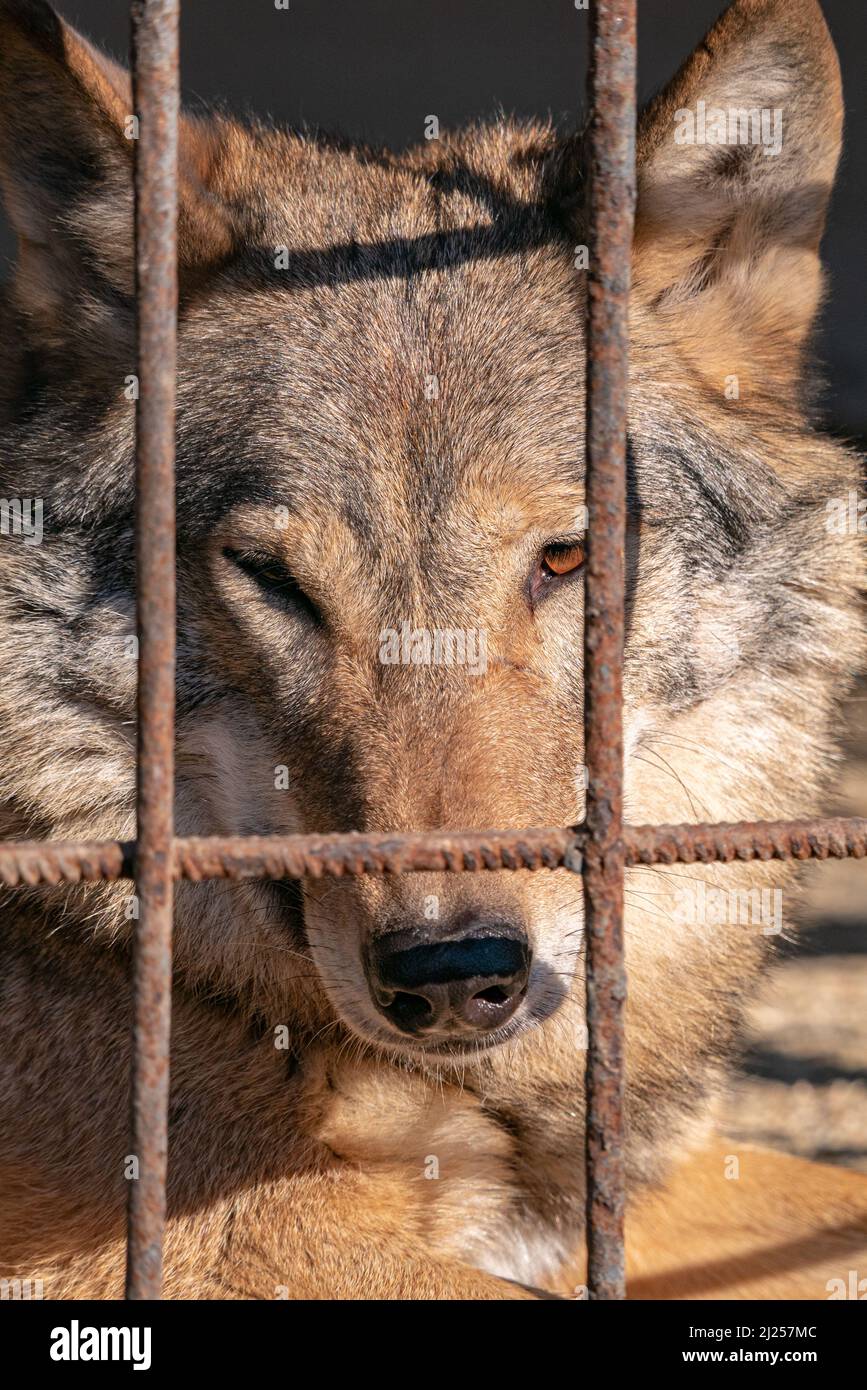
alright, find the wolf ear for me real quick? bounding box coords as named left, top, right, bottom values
left=0, top=0, right=232, bottom=338
left=633, top=0, right=842, bottom=404
left=0, top=0, right=138, bottom=330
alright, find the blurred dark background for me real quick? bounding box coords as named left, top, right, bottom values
left=1, top=0, right=865, bottom=433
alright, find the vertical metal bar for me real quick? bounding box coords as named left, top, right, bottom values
left=583, top=0, right=636, bottom=1301
left=126, top=0, right=179, bottom=1302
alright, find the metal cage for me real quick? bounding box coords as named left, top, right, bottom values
left=2, top=0, right=865, bottom=1300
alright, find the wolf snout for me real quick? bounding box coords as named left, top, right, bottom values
left=367, top=922, right=531, bottom=1038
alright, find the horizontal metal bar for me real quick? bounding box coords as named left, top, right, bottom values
left=1, top=817, right=866, bottom=887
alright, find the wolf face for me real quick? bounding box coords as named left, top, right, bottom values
left=0, top=0, right=862, bottom=1149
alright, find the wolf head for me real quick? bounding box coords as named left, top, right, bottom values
left=0, top=0, right=862, bottom=1122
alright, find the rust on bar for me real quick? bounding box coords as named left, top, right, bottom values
left=0, top=840, right=136, bottom=886
left=175, top=828, right=577, bottom=880
left=625, top=818, right=867, bottom=866
left=126, top=0, right=180, bottom=1303
left=2, top=817, right=867, bottom=888
left=582, top=0, right=636, bottom=1302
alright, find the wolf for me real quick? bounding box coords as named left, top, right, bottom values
left=0, top=0, right=865, bottom=1299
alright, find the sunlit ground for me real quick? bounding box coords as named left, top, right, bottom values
left=723, top=684, right=867, bottom=1172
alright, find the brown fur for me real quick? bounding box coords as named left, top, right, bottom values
left=0, top=0, right=865, bottom=1299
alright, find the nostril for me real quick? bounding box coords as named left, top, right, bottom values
left=473, top=985, right=510, bottom=1005
left=460, top=976, right=526, bottom=1032
left=387, top=992, right=434, bottom=1032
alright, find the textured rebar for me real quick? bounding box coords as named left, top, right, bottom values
left=2, top=818, right=864, bottom=888
left=125, top=0, right=179, bottom=1303
left=582, top=0, right=636, bottom=1302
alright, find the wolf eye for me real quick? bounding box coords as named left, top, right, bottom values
left=542, top=542, right=585, bottom=577
left=222, top=546, right=322, bottom=624
left=528, top=539, right=585, bottom=608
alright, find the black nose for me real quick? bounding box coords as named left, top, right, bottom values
left=367, top=924, right=531, bottom=1037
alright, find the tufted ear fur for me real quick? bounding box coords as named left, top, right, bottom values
left=633, top=0, right=842, bottom=406
left=0, top=0, right=233, bottom=344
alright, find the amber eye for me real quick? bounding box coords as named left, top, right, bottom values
left=529, top=539, right=586, bottom=608
left=542, top=542, right=585, bottom=577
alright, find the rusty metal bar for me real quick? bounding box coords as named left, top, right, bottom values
left=126, top=0, right=180, bottom=1303
left=6, top=815, right=864, bottom=887
left=582, top=0, right=636, bottom=1301
left=623, top=818, right=867, bottom=866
